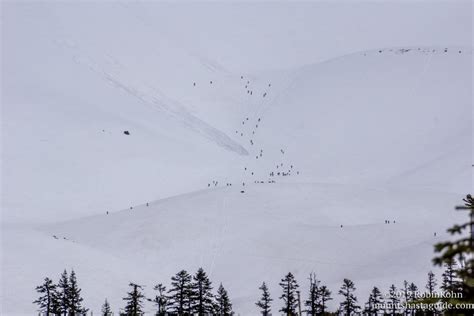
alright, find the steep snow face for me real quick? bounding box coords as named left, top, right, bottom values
left=251, top=48, right=472, bottom=193
left=2, top=2, right=254, bottom=223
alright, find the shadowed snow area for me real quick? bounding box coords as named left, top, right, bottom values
left=1, top=1, right=472, bottom=315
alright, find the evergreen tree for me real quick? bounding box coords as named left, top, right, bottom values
left=426, top=271, right=437, bottom=296
left=57, top=270, right=70, bottom=316
left=440, top=259, right=460, bottom=294
left=364, top=286, right=383, bottom=316
left=215, top=283, right=233, bottom=316
left=191, top=268, right=214, bottom=315
left=68, top=270, right=87, bottom=315
left=402, top=280, right=409, bottom=316
left=304, top=273, right=320, bottom=316
left=255, top=282, right=272, bottom=316
left=167, top=270, right=193, bottom=315
left=151, top=283, right=167, bottom=316
left=33, top=277, right=57, bottom=316
left=407, top=283, right=418, bottom=316
left=388, top=284, right=400, bottom=316
left=338, top=278, right=360, bottom=316
left=102, top=298, right=113, bottom=316
left=433, top=194, right=474, bottom=302
left=122, top=282, right=145, bottom=315
left=279, top=272, right=299, bottom=316
left=318, top=285, right=332, bottom=315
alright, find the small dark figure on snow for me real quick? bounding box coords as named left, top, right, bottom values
left=193, top=82, right=196, bottom=86
left=106, top=211, right=109, bottom=215
left=124, top=131, right=130, bottom=135
left=146, top=203, right=149, bottom=207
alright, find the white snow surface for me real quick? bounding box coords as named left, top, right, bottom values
left=1, top=1, right=472, bottom=315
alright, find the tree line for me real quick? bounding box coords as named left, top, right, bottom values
left=34, top=195, right=473, bottom=315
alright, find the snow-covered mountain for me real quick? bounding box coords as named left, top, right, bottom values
left=1, top=1, right=472, bottom=315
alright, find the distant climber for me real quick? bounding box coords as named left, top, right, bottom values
left=124, top=131, right=130, bottom=135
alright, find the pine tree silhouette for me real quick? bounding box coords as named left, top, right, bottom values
left=402, top=280, right=410, bottom=316
left=122, top=282, right=145, bottom=315
left=57, top=270, right=70, bottom=316
left=33, top=277, right=57, bottom=316
left=304, top=273, right=320, bottom=316
left=151, top=283, right=167, bottom=316
left=338, top=278, right=360, bottom=316
left=279, top=272, right=299, bottom=316
left=388, top=284, right=400, bottom=316
left=101, top=298, right=112, bottom=316
left=68, top=270, right=87, bottom=315
left=440, top=258, right=460, bottom=294
left=426, top=271, right=437, bottom=296
left=318, top=285, right=332, bottom=315
left=407, top=282, right=418, bottom=316
left=255, top=282, right=272, bottom=316
left=167, top=270, right=193, bottom=315
left=215, top=283, right=233, bottom=316
left=364, top=286, right=383, bottom=315
left=434, top=194, right=473, bottom=303
left=191, top=268, right=214, bottom=315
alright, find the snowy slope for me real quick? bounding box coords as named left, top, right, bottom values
left=2, top=1, right=472, bottom=315
left=3, top=185, right=466, bottom=314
